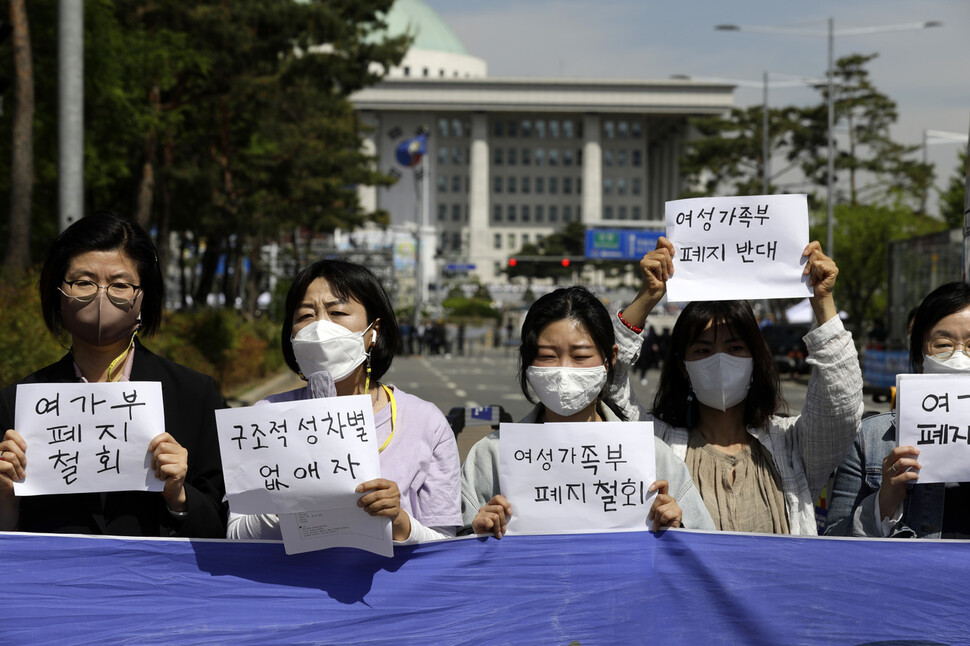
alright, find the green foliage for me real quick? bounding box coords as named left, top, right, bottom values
left=0, top=270, right=68, bottom=387
left=810, top=203, right=945, bottom=333
left=440, top=296, right=501, bottom=321
left=938, top=148, right=968, bottom=229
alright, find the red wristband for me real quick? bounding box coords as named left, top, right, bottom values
left=617, top=310, right=643, bottom=335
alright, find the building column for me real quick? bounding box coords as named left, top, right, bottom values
left=582, top=114, right=602, bottom=224
left=468, top=112, right=492, bottom=280
left=358, top=111, right=379, bottom=214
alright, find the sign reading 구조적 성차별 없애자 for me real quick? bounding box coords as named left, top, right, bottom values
left=499, top=421, right=657, bottom=535
left=897, top=373, right=970, bottom=483
left=664, top=194, right=813, bottom=303
left=215, top=394, right=382, bottom=516
left=13, top=382, right=166, bottom=496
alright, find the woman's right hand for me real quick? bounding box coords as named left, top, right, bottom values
left=0, top=430, right=27, bottom=531
left=473, top=494, right=512, bottom=539
left=622, top=237, right=675, bottom=329
left=878, top=445, right=921, bottom=522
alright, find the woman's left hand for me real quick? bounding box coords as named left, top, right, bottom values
left=357, top=478, right=411, bottom=541
left=148, top=433, right=188, bottom=513
left=647, top=480, right=682, bottom=531
left=803, top=241, right=839, bottom=324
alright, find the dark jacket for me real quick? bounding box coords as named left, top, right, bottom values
left=0, top=341, right=228, bottom=537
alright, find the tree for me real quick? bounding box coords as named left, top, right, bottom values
left=3, top=0, right=33, bottom=280
left=939, top=147, right=968, bottom=230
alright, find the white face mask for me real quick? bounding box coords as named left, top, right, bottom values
left=684, top=353, right=754, bottom=412
left=291, top=319, right=375, bottom=382
left=923, top=353, right=970, bottom=374
left=526, top=365, right=607, bottom=417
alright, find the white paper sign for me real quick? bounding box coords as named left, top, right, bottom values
left=13, top=382, right=166, bottom=496
left=498, top=421, right=656, bottom=535
left=897, top=373, right=970, bottom=483
left=278, top=508, right=392, bottom=557
left=664, top=194, right=813, bottom=302
left=215, top=395, right=381, bottom=515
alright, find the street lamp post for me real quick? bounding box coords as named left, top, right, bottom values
left=716, top=19, right=942, bottom=258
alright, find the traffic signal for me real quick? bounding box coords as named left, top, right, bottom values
left=561, top=258, right=570, bottom=268
left=508, top=258, right=517, bottom=268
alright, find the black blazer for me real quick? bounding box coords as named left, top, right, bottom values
left=0, top=341, right=228, bottom=537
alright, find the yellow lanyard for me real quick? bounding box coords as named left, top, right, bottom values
left=106, top=332, right=137, bottom=382
left=378, top=384, right=396, bottom=453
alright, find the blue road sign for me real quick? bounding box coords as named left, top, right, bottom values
left=445, top=263, right=476, bottom=272
left=584, top=229, right=663, bottom=260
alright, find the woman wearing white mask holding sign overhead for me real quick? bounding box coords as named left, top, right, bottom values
left=461, top=286, right=714, bottom=538
left=610, top=238, right=862, bottom=535
left=226, top=260, right=461, bottom=544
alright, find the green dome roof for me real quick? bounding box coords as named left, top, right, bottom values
left=384, top=0, right=468, bottom=55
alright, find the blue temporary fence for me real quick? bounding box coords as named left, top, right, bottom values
left=5, top=530, right=966, bottom=645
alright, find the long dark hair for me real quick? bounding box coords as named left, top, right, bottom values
left=281, top=259, right=400, bottom=380
left=518, top=286, right=626, bottom=420
left=910, top=281, right=970, bottom=373
left=39, top=211, right=164, bottom=337
left=652, top=300, right=783, bottom=428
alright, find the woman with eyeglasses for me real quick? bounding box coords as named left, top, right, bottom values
left=0, top=212, right=227, bottom=537
left=825, top=282, right=970, bottom=538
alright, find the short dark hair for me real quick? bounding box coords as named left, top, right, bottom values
left=909, top=281, right=970, bottom=373
left=39, top=211, right=163, bottom=337
left=652, top=300, right=783, bottom=429
left=281, top=259, right=400, bottom=380
left=518, top=286, right=625, bottom=420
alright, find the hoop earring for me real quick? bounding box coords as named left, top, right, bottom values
left=686, top=389, right=696, bottom=430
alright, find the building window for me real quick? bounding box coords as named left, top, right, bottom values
left=452, top=176, right=461, bottom=192
left=522, top=233, right=530, bottom=245
left=633, top=150, right=643, bottom=167
left=493, top=120, right=504, bottom=137
left=438, top=147, right=448, bottom=165
left=452, top=119, right=463, bottom=138
left=563, top=205, right=572, bottom=222
left=536, top=233, right=544, bottom=245
left=423, top=67, right=429, bottom=77
left=521, top=148, right=531, bottom=165
left=618, top=206, right=628, bottom=220
left=508, top=148, right=517, bottom=165
left=618, top=121, right=629, bottom=139
left=577, top=148, right=583, bottom=165
left=617, top=150, right=628, bottom=167
left=632, top=177, right=642, bottom=195
left=452, top=204, right=461, bottom=221
left=494, top=205, right=503, bottom=222
left=617, top=178, right=627, bottom=196
left=563, top=177, right=572, bottom=194
left=632, top=121, right=643, bottom=138
left=632, top=206, right=642, bottom=219
left=494, top=148, right=504, bottom=165
left=603, top=178, right=613, bottom=195
left=549, top=149, right=559, bottom=166
left=452, top=231, right=461, bottom=249
left=465, top=204, right=470, bottom=221
left=536, top=205, right=544, bottom=222
left=549, top=205, right=559, bottom=222
left=576, top=177, right=582, bottom=194
left=452, top=147, right=462, bottom=164
left=604, top=150, right=614, bottom=167
left=549, top=120, right=560, bottom=139
left=535, top=149, right=545, bottom=166
left=508, top=120, right=518, bottom=137
left=438, top=204, right=447, bottom=221
left=549, top=177, right=558, bottom=194
left=508, top=177, right=517, bottom=193
left=604, top=206, right=613, bottom=219
left=493, top=176, right=502, bottom=193
left=438, top=176, right=448, bottom=193
left=563, top=149, right=574, bottom=166
left=535, top=120, right=546, bottom=139
left=521, top=177, right=531, bottom=194
left=603, top=120, right=615, bottom=139
left=465, top=176, right=470, bottom=193
left=508, top=205, right=517, bottom=222
left=535, top=177, right=545, bottom=194
left=521, top=120, right=532, bottom=137
left=563, top=120, right=574, bottom=139
left=403, top=66, right=411, bottom=76
left=437, top=119, right=449, bottom=137
left=522, top=205, right=531, bottom=222
left=494, top=233, right=502, bottom=249
left=508, top=233, right=516, bottom=249
left=441, top=232, right=448, bottom=249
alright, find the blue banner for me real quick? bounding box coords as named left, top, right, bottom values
left=4, top=530, right=967, bottom=644
left=585, top=228, right=663, bottom=260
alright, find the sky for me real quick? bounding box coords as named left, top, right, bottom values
left=423, top=0, right=969, bottom=212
